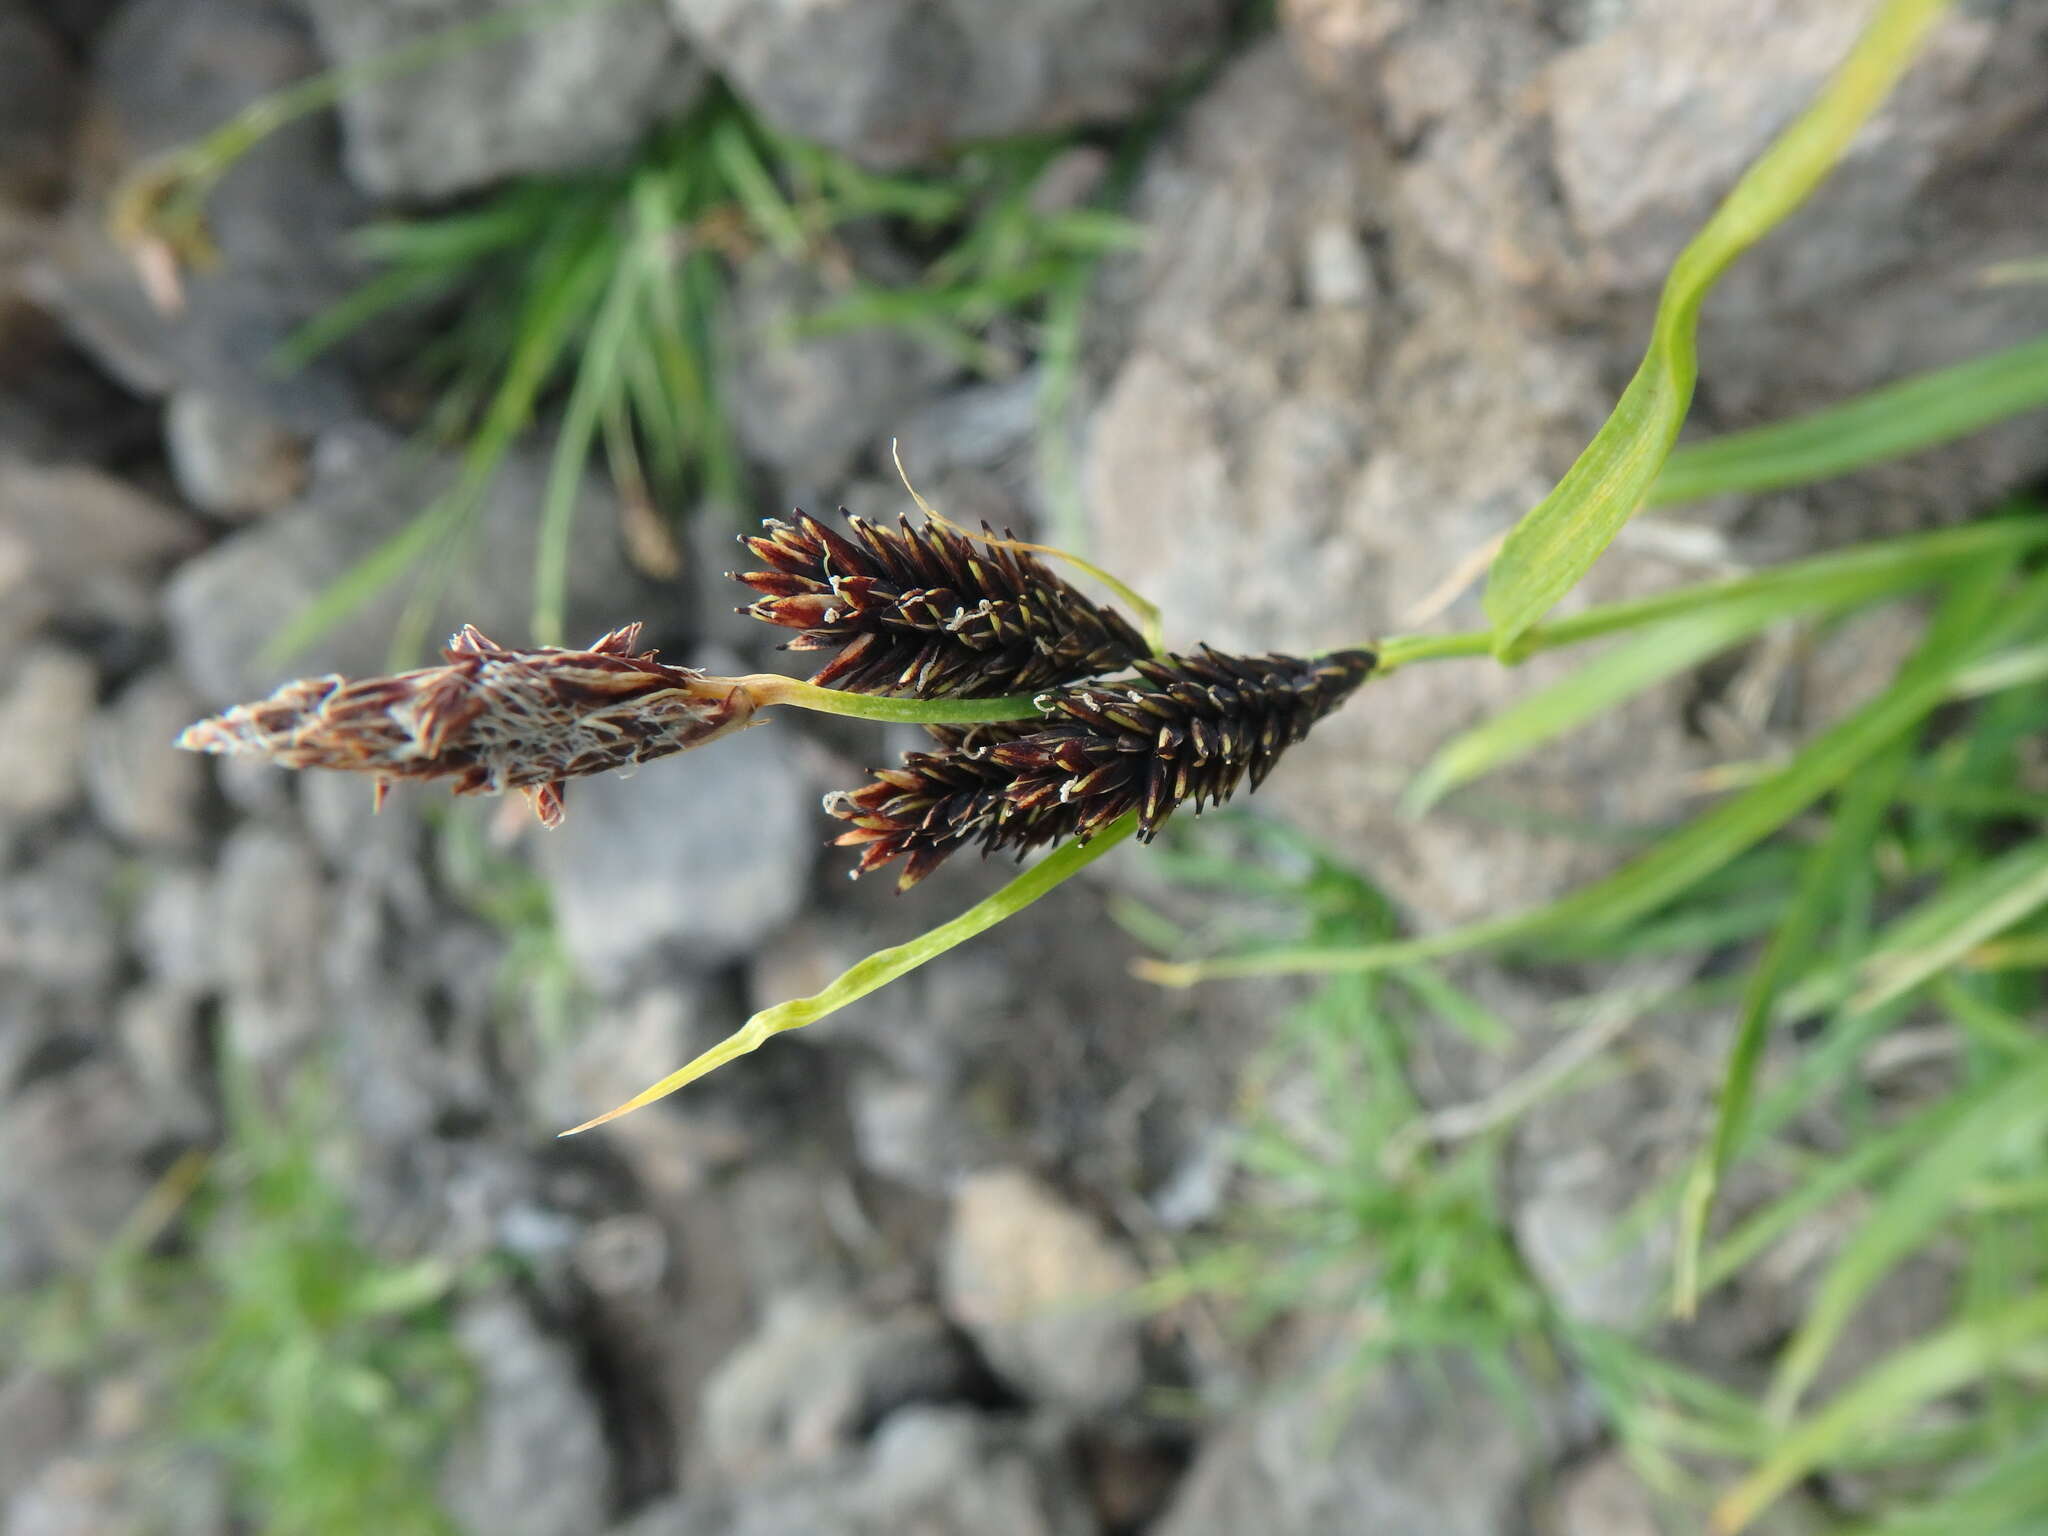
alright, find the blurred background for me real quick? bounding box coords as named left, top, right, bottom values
left=3, top=1, right=2048, bottom=1532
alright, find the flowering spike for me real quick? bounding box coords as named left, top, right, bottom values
left=176, top=625, right=760, bottom=825
left=824, top=647, right=1376, bottom=886
left=735, top=508, right=1149, bottom=698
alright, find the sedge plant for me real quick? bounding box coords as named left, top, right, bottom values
left=162, top=1, right=2048, bottom=1523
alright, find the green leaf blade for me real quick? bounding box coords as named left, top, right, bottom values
left=1482, top=0, right=1955, bottom=652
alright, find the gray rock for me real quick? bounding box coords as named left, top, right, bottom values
left=723, top=1164, right=851, bottom=1298
left=0, top=1371, right=74, bottom=1504
left=441, top=1295, right=614, bottom=1536
left=0, top=454, right=198, bottom=654
left=702, top=1290, right=980, bottom=1483
left=321, top=886, right=457, bottom=1147
left=1084, top=44, right=1680, bottom=928
left=572, top=1212, right=669, bottom=1299
left=617, top=1406, right=1095, bottom=1536
left=162, top=390, right=308, bottom=519
left=536, top=714, right=809, bottom=984
left=0, top=1061, right=161, bottom=1291
left=3, top=1451, right=229, bottom=1536
left=129, top=863, right=218, bottom=994
left=848, top=1067, right=986, bottom=1196
left=212, top=823, right=328, bottom=1068
left=1549, top=1449, right=1660, bottom=1536
left=0, top=645, right=96, bottom=825
left=0, top=840, right=120, bottom=993
left=300, top=0, right=707, bottom=200
left=1083, top=23, right=2048, bottom=929
left=84, top=668, right=208, bottom=850
left=0, top=977, right=57, bottom=1095
left=668, top=0, right=1229, bottom=167
left=721, top=254, right=957, bottom=495
left=940, top=1166, right=1144, bottom=1414
left=31, top=0, right=372, bottom=428
left=115, top=983, right=214, bottom=1138
left=1154, top=1353, right=1553, bottom=1536
left=5, top=1458, right=134, bottom=1536
left=164, top=434, right=652, bottom=709
left=1510, top=1142, right=1664, bottom=1332
left=297, top=757, right=426, bottom=877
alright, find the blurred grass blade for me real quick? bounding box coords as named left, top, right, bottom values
left=710, top=116, right=809, bottom=260
left=1686, top=1095, right=1963, bottom=1309
left=268, top=219, right=611, bottom=664
left=1671, top=739, right=1912, bottom=1318
left=1849, top=1435, right=2048, bottom=1536
left=1717, top=1290, right=2048, bottom=1533
left=1408, top=603, right=1773, bottom=814
left=1651, top=333, right=2048, bottom=505
left=1852, top=840, right=2048, bottom=1013
left=563, top=813, right=1139, bottom=1133
left=1408, top=561, right=1930, bottom=812
left=1387, top=962, right=1511, bottom=1049
left=1763, top=1053, right=2048, bottom=1425
left=1482, top=0, right=1954, bottom=653
left=532, top=233, right=646, bottom=643
left=1376, top=510, right=2048, bottom=676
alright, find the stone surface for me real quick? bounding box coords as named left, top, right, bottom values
left=721, top=253, right=958, bottom=498
left=0, top=646, right=96, bottom=824
left=1550, top=1449, right=1661, bottom=1536
left=114, top=982, right=213, bottom=1138
left=0, top=1371, right=74, bottom=1505
left=701, top=1290, right=980, bottom=1483
left=1154, top=1352, right=1551, bottom=1536
left=0, top=840, right=120, bottom=993
left=162, top=390, right=308, bottom=519
left=0, top=1062, right=161, bottom=1290
left=440, top=1295, right=615, bottom=1536
left=617, top=1406, right=1096, bottom=1536
left=536, top=715, right=810, bottom=985
left=1083, top=25, right=2048, bottom=928
left=0, top=454, right=199, bottom=653
left=84, top=668, right=209, bottom=850
left=32, top=0, right=373, bottom=428
left=164, top=433, right=653, bottom=708
left=941, top=1167, right=1145, bottom=1414
left=212, top=823, right=329, bottom=1069
left=668, top=0, right=1229, bottom=167
left=300, top=0, right=707, bottom=200
left=130, top=862, right=221, bottom=993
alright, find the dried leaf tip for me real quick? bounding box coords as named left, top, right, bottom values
left=827, top=646, right=1377, bottom=889
left=175, top=623, right=758, bottom=827
left=735, top=508, right=1149, bottom=699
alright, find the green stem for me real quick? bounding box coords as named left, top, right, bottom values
left=745, top=675, right=1045, bottom=724
left=1356, top=513, right=2048, bottom=677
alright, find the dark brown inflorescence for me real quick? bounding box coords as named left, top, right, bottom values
left=734, top=509, right=1150, bottom=698
left=175, top=624, right=757, bottom=828
left=826, top=646, right=1377, bottom=890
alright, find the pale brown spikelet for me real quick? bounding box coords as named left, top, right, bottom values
left=176, top=624, right=758, bottom=826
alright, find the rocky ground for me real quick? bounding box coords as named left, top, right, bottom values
left=4, top=2, right=2047, bottom=1533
